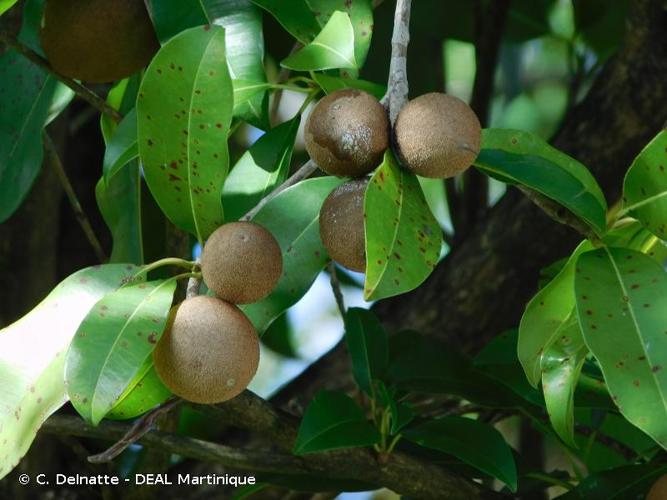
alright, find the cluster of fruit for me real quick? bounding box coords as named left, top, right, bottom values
left=306, top=89, right=481, bottom=272
left=152, top=222, right=282, bottom=404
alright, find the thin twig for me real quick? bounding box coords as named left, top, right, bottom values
left=381, top=0, right=412, bottom=125
left=0, top=30, right=123, bottom=123
left=328, top=261, right=346, bottom=317
left=43, top=133, right=108, bottom=263
left=87, top=398, right=182, bottom=463
left=241, top=160, right=319, bottom=221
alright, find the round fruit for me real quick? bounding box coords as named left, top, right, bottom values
left=647, top=474, right=667, bottom=500
left=305, top=89, right=389, bottom=178
left=40, top=0, right=159, bottom=83
left=152, top=296, right=259, bottom=404
left=319, top=179, right=367, bottom=273
left=201, top=221, right=282, bottom=304
left=394, top=92, right=481, bottom=179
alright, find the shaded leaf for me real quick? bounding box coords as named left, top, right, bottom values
left=344, top=307, right=389, bottom=396
left=106, top=362, right=172, bottom=420
left=102, top=109, right=138, bottom=183
left=364, top=150, right=442, bottom=301
left=261, top=313, right=298, bottom=358
left=294, top=390, right=380, bottom=454
left=313, top=73, right=385, bottom=100
left=250, top=0, right=320, bottom=43
left=149, top=0, right=208, bottom=42
left=573, top=0, right=630, bottom=58
left=375, top=381, right=415, bottom=434
left=137, top=25, right=233, bottom=243
left=557, top=463, right=667, bottom=500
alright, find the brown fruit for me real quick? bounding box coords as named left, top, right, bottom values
left=152, top=296, right=259, bottom=404
left=319, top=179, right=367, bottom=273
left=394, top=93, right=482, bottom=179
left=201, top=221, right=282, bottom=304
left=305, top=89, right=389, bottom=178
left=647, top=474, right=667, bottom=500
left=40, top=0, right=159, bottom=83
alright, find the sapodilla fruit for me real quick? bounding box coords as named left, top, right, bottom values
left=305, top=89, right=389, bottom=178
left=319, top=179, right=367, bottom=273
left=201, top=221, right=282, bottom=304
left=40, top=0, right=159, bottom=83
left=152, top=296, right=259, bottom=404
left=394, top=92, right=481, bottom=179
left=647, top=474, right=667, bottom=500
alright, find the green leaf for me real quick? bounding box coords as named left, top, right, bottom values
left=476, top=129, right=608, bottom=236
left=403, top=416, right=518, bottom=491
left=312, top=73, right=385, bottom=100
left=241, top=177, right=343, bottom=334
left=294, top=390, right=380, bottom=454
left=575, top=247, right=667, bottom=449
left=250, top=0, right=320, bottom=43
left=106, top=362, right=172, bottom=420
left=204, top=0, right=269, bottom=128
left=540, top=312, right=588, bottom=447
left=0, top=264, right=138, bottom=480
left=260, top=313, right=298, bottom=358
left=282, top=11, right=357, bottom=71
left=0, top=50, right=58, bottom=222
left=101, top=75, right=141, bottom=142
left=364, top=150, right=442, bottom=301
left=137, top=25, right=233, bottom=243
left=344, top=307, right=389, bottom=396
left=518, top=241, right=592, bottom=387
left=573, top=0, right=630, bottom=58
left=557, top=464, right=667, bottom=500
left=621, top=130, right=667, bottom=240
left=17, top=0, right=46, bottom=54
left=149, top=0, right=208, bottom=42
left=66, top=279, right=177, bottom=425
left=103, top=109, right=139, bottom=183
left=222, top=116, right=300, bottom=222
left=96, top=164, right=144, bottom=265
left=375, top=381, right=415, bottom=434
left=0, top=0, right=18, bottom=16
left=306, top=0, right=373, bottom=69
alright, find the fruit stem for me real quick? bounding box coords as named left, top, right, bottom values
left=132, top=258, right=197, bottom=280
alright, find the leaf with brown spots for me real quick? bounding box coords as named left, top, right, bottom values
left=575, top=247, right=667, bottom=449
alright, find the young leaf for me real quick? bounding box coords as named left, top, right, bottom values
left=575, top=247, right=667, bottom=449
left=294, top=390, right=380, bottom=454
left=364, top=150, right=442, bottom=301
left=137, top=25, right=233, bottom=243
left=403, top=416, right=518, bottom=491
left=0, top=50, right=57, bottom=222
left=222, top=116, right=300, bottom=222
left=557, top=463, right=667, bottom=500
left=344, top=307, right=389, bottom=396
left=66, top=279, right=177, bottom=425
left=0, top=0, right=18, bottom=16
left=476, top=129, right=608, bottom=236
left=375, top=381, right=415, bottom=434
left=282, top=11, right=357, bottom=71
left=540, top=311, right=588, bottom=448
left=241, top=177, right=343, bottom=334
left=518, top=240, right=592, bottom=387
left=106, top=362, right=172, bottom=420
left=621, top=130, right=667, bottom=240
left=0, top=264, right=138, bottom=480
left=250, top=0, right=320, bottom=43
left=102, top=108, right=138, bottom=183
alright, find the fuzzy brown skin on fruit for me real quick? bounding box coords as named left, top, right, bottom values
left=40, top=0, right=159, bottom=83
left=152, top=296, right=259, bottom=404
left=305, top=89, right=389, bottom=178
left=201, top=221, right=282, bottom=304
left=394, top=93, right=482, bottom=179
left=647, top=474, right=667, bottom=500
left=319, top=179, right=368, bottom=273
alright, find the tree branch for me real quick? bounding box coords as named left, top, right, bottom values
left=381, top=0, right=412, bottom=124
left=0, top=30, right=123, bottom=123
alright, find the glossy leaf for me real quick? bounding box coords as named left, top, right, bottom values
left=403, top=417, right=518, bottom=491
left=222, top=116, right=300, bottom=221
left=66, top=279, right=177, bottom=424
left=344, top=307, right=389, bottom=396
left=294, top=390, right=380, bottom=454
left=96, top=163, right=144, bottom=264
left=313, top=73, right=385, bottom=100
left=250, top=0, right=320, bottom=43
left=540, top=311, right=588, bottom=447
left=0, top=0, right=18, bottom=16
left=282, top=11, right=357, bottom=71
left=242, top=177, right=343, bottom=334
left=622, top=130, right=667, bottom=240
left=518, top=241, right=592, bottom=387
left=476, top=129, right=607, bottom=236
left=137, top=25, right=233, bottom=243
left=364, top=150, right=442, bottom=301
left=102, top=109, right=138, bottom=183
left=0, top=264, right=138, bottom=480
left=106, top=363, right=172, bottom=420
left=575, top=247, right=667, bottom=449
left=0, top=50, right=57, bottom=222
left=557, top=464, right=667, bottom=500
left=149, top=0, right=208, bottom=42
left=101, top=75, right=141, bottom=141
